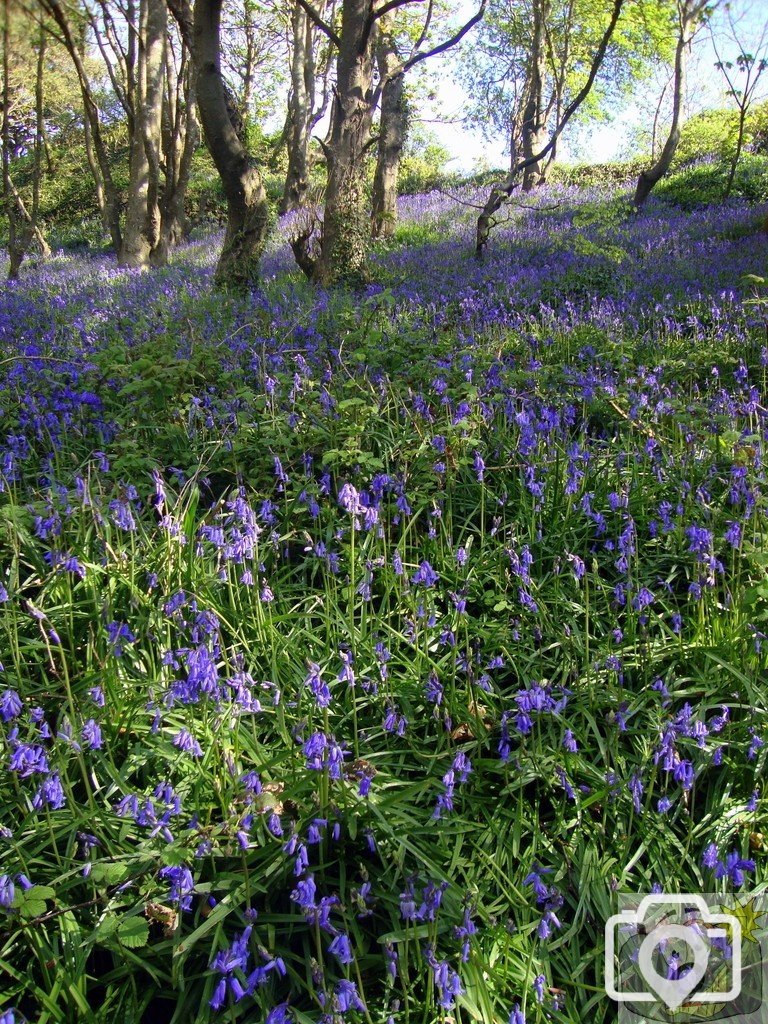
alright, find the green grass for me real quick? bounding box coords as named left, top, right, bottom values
left=1, top=197, right=768, bottom=1024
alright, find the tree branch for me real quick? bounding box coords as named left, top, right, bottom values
left=166, top=0, right=194, bottom=51
left=493, top=0, right=624, bottom=183
left=294, top=0, right=340, bottom=48
left=401, top=0, right=486, bottom=74
left=476, top=0, right=626, bottom=255
left=370, top=0, right=425, bottom=26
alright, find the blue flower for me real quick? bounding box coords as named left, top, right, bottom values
left=159, top=865, right=194, bottom=911
left=509, top=1003, right=526, bottom=1024
left=328, top=932, right=354, bottom=965
left=0, top=690, right=22, bottom=722
left=334, top=979, right=365, bottom=1013
left=715, top=851, right=756, bottom=887
left=412, top=560, right=439, bottom=587
left=0, top=874, right=15, bottom=908
left=173, top=729, right=203, bottom=757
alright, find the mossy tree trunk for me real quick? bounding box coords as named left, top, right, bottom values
left=312, top=0, right=376, bottom=286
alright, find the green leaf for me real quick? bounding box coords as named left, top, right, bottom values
left=118, top=915, right=149, bottom=949
left=18, top=899, right=47, bottom=919
left=90, top=863, right=132, bottom=886
left=13, top=885, right=55, bottom=919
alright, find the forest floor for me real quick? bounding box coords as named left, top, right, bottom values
left=1, top=183, right=768, bottom=1024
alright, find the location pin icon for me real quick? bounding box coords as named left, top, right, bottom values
left=637, top=925, right=712, bottom=1010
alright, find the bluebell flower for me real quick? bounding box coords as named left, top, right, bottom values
left=89, top=686, right=105, bottom=707
left=629, top=773, right=644, bottom=812
left=702, top=843, right=719, bottom=869
left=0, top=874, right=14, bottom=908
left=9, top=744, right=49, bottom=777
left=385, top=942, right=398, bottom=978
left=334, top=979, right=365, bottom=1013
left=338, top=483, right=360, bottom=515
left=533, top=973, right=546, bottom=1002
left=412, top=560, right=439, bottom=587
left=715, top=851, right=756, bottom=887
left=523, top=863, right=552, bottom=903
left=509, top=1003, right=526, bottom=1024
left=173, top=729, right=203, bottom=758
left=537, top=909, right=561, bottom=940
left=290, top=875, right=317, bottom=912
left=328, top=932, right=354, bottom=964
left=0, top=690, right=22, bottom=722
left=563, top=729, right=578, bottom=752
left=32, top=772, right=66, bottom=810
left=673, top=760, right=695, bottom=791
left=159, top=865, right=194, bottom=911
left=304, top=662, right=331, bottom=708
left=265, top=1004, right=291, bottom=1024
left=748, top=730, right=764, bottom=760
left=209, top=926, right=252, bottom=1010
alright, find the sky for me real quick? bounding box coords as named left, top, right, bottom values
left=417, top=0, right=768, bottom=173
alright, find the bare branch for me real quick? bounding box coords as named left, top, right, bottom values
left=495, top=0, right=624, bottom=183
left=294, top=0, right=340, bottom=48
left=409, top=0, right=434, bottom=56
left=166, top=0, right=194, bottom=51
left=476, top=0, right=626, bottom=254
left=370, top=0, right=425, bottom=26
left=401, top=0, right=486, bottom=74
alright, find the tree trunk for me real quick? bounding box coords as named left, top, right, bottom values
left=2, top=4, right=50, bottom=279
left=521, top=0, right=548, bottom=192
left=371, top=21, right=405, bottom=239
left=724, top=105, right=747, bottom=200
left=194, top=0, right=270, bottom=288
left=312, top=0, right=375, bottom=286
left=42, top=0, right=123, bottom=252
left=288, top=0, right=484, bottom=283
left=281, top=3, right=315, bottom=214
left=121, top=0, right=166, bottom=267
left=153, top=40, right=198, bottom=265
left=634, top=0, right=697, bottom=208
left=2, top=0, right=20, bottom=278
left=31, top=21, right=49, bottom=259
left=476, top=0, right=624, bottom=256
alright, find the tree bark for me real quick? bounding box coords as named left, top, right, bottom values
left=121, top=0, right=166, bottom=267
left=311, top=0, right=376, bottom=285
left=521, top=0, right=549, bottom=192
left=289, top=0, right=485, bottom=285
left=281, top=2, right=316, bottom=214
left=371, top=20, right=405, bottom=238
left=2, top=1, right=49, bottom=278
left=2, top=0, right=20, bottom=278
left=153, top=39, right=199, bottom=264
left=634, top=0, right=702, bottom=207
left=724, top=105, right=747, bottom=201
left=42, top=0, right=123, bottom=253
left=193, top=0, right=271, bottom=288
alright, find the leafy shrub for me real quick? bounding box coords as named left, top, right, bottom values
left=549, top=158, right=647, bottom=188
left=656, top=153, right=768, bottom=208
